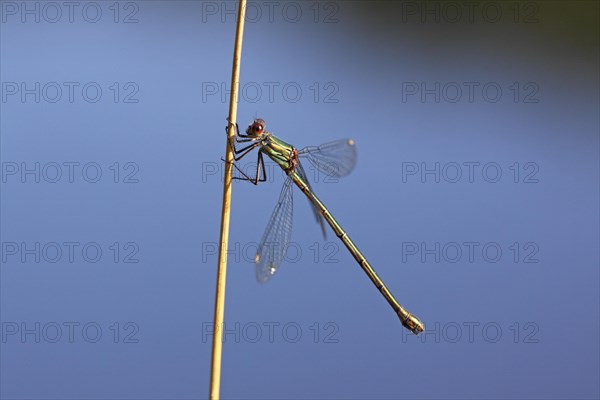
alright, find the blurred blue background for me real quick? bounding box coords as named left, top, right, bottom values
left=1, top=1, right=598, bottom=399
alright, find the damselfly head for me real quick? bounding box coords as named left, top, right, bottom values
left=246, top=119, right=266, bottom=137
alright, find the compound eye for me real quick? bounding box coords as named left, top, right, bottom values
left=254, top=125, right=263, bottom=133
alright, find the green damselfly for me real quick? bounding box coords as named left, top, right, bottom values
left=227, top=119, right=424, bottom=334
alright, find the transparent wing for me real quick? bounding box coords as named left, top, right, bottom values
left=298, top=139, right=357, bottom=178
left=255, top=177, right=294, bottom=283
left=296, top=160, right=327, bottom=239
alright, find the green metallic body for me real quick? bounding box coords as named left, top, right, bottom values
left=261, top=134, right=296, bottom=171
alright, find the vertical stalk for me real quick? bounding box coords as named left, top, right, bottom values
left=209, top=1, right=246, bottom=399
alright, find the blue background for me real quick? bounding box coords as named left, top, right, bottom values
left=1, top=1, right=598, bottom=399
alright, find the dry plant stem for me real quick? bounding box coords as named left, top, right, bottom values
left=209, top=1, right=247, bottom=399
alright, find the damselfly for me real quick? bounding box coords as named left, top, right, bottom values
left=227, top=119, right=424, bottom=334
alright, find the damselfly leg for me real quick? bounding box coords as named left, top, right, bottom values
left=224, top=121, right=267, bottom=185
